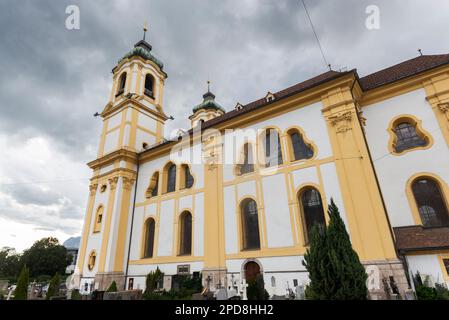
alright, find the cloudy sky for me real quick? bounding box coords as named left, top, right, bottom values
left=0, top=0, right=448, bottom=252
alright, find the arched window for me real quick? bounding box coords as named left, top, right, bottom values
left=143, top=218, right=156, bottom=258
left=117, top=72, right=127, bottom=96
left=239, top=143, right=254, bottom=175
left=299, top=188, right=326, bottom=244
left=166, top=163, right=177, bottom=193
left=181, top=164, right=194, bottom=189
left=145, top=172, right=159, bottom=198
left=93, top=205, right=104, bottom=233
left=263, top=129, right=283, bottom=167
left=393, top=121, right=428, bottom=153
left=288, top=129, right=314, bottom=161
left=87, top=251, right=96, bottom=271
left=412, top=178, right=449, bottom=227
left=144, top=74, right=155, bottom=98
left=241, top=199, right=261, bottom=250
left=179, top=211, right=192, bottom=255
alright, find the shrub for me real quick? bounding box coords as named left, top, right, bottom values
left=70, top=289, right=81, bottom=300
left=247, top=274, right=269, bottom=300
left=413, top=272, right=449, bottom=300
left=106, top=281, right=118, bottom=292
left=46, top=273, right=61, bottom=300
left=13, top=265, right=29, bottom=300
left=303, top=199, right=368, bottom=300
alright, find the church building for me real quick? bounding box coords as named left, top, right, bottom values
left=73, top=32, right=449, bottom=299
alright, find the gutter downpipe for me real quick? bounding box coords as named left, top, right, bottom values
left=124, top=160, right=140, bottom=291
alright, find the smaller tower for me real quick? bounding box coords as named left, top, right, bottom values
left=189, top=81, right=225, bottom=128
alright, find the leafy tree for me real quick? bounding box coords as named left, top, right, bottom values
left=0, top=247, right=21, bottom=279
left=144, top=267, right=164, bottom=295
left=13, top=265, right=29, bottom=300
left=70, top=289, right=81, bottom=300
left=46, top=273, right=61, bottom=300
left=247, top=274, right=269, bottom=300
left=21, top=237, right=71, bottom=279
left=303, top=199, right=368, bottom=300
left=106, top=281, right=118, bottom=292
left=413, top=272, right=449, bottom=300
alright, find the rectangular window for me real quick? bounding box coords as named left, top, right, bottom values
left=443, top=259, right=449, bottom=275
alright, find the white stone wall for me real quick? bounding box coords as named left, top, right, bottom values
left=363, top=88, right=449, bottom=227
left=406, top=254, right=449, bottom=287
left=226, top=256, right=309, bottom=297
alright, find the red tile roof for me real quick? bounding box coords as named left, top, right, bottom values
left=200, top=70, right=354, bottom=131
left=393, top=225, right=449, bottom=252
left=359, top=54, right=449, bottom=91
left=140, top=54, right=449, bottom=155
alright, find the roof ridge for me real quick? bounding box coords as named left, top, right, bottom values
left=360, top=53, right=449, bottom=90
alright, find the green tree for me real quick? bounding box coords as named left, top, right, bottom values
left=144, top=267, right=164, bottom=294
left=0, top=247, right=22, bottom=279
left=46, top=273, right=61, bottom=300
left=413, top=272, right=449, bottom=300
left=106, top=281, right=118, bottom=292
left=247, top=274, right=269, bottom=300
left=70, top=289, right=82, bottom=300
left=21, top=237, right=71, bottom=279
left=303, top=199, right=368, bottom=300
left=13, top=265, right=29, bottom=300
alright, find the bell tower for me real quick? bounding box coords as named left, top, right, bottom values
left=74, top=26, right=169, bottom=292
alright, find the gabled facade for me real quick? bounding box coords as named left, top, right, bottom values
left=73, top=35, right=449, bottom=299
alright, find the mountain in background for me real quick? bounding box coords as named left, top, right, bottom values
left=63, top=236, right=80, bottom=249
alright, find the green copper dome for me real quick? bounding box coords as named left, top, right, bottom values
left=192, top=91, right=225, bottom=113
left=119, top=40, right=164, bottom=70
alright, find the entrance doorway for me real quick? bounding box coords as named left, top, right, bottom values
left=244, top=261, right=261, bottom=282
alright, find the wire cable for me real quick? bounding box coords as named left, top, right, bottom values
left=301, top=0, right=331, bottom=70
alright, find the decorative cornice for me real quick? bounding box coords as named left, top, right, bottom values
left=108, top=177, right=119, bottom=190
left=88, top=148, right=138, bottom=170
left=89, top=183, right=98, bottom=196
left=327, top=111, right=353, bottom=133
left=122, top=177, right=136, bottom=190
left=101, top=95, right=169, bottom=120
left=90, top=167, right=137, bottom=184
left=437, top=102, right=449, bottom=114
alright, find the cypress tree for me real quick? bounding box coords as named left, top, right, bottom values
left=13, top=265, right=29, bottom=300
left=46, top=272, right=61, bottom=300
left=303, top=198, right=368, bottom=299
left=106, top=281, right=118, bottom=292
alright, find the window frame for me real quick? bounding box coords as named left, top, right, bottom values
left=438, top=254, right=449, bottom=281
left=178, top=211, right=193, bottom=256
left=144, top=73, right=155, bottom=99
left=298, top=186, right=327, bottom=245
left=145, top=171, right=160, bottom=198
left=164, top=163, right=177, bottom=193
left=410, top=176, right=449, bottom=228
left=406, top=173, right=449, bottom=227
left=235, top=142, right=255, bottom=176
left=286, top=127, right=316, bottom=162
left=240, top=198, right=262, bottom=251
left=142, top=217, right=156, bottom=259
left=180, top=164, right=195, bottom=189
left=387, top=115, right=433, bottom=156
left=93, top=205, right=104, bottom=233
left=87, top=250, right=96, bottom=271
left=259, top=128, right=284, bottom=168
left=116, top=72, right=127, bottom=97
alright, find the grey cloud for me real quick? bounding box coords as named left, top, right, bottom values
left=1, top=184, right=62, bottom=206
